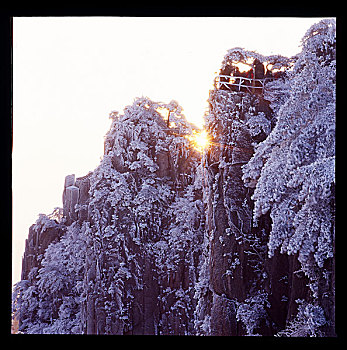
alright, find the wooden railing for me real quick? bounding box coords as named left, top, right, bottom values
left=215, top=75, right=273, bottom=93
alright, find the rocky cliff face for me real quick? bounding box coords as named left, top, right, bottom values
left=195, top=86, right=314, bottom=336
left=198, top=89, right=274, bottom=335
left=21, top=214, right=64, bottom=282
left=13, top=20, right=335, bottom=336
left=79, top=99, right=204, bottom=335
left=193, top=28, right=335, bottom=335
left=14, top=98, right=205, bottom=335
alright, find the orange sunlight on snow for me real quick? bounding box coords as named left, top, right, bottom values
left=187, top=130, right=210, bottom=152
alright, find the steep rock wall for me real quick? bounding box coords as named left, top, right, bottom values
left=196, top=78, right=326, bottom=335
left=16, top=98, right=205, bottom=335
left=196, top=89, right=276, bottom=335
left=14, top=20, right=335, bottom=336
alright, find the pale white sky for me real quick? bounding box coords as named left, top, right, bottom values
left=12, top=16, right=329, bottom=285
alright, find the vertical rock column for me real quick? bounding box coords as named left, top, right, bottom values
left=202, top=90, right=275, bottom=335
left=63, top=174, right=80, bottom=224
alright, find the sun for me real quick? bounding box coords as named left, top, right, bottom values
left=191, top=130, right=210, bottom=152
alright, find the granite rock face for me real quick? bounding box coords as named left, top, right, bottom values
left=16, top=98, right=204, bottom=335
left=20, top=171, right=92, bottom=284
left=78, top=99, right=204, bottom=335
left=15, top=23, right=335, bottom=335
left=16, top=90, right=335, bottom=336
left=194, top=40, right=335, bottom=336
left=196, top=87, right=327, bottom=335
left=21, top=220, right=63, bottom=282
left=195, top=90, right=276, bottom=335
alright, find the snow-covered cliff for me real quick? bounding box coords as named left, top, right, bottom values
left=13, top=19, right=335, bottom=336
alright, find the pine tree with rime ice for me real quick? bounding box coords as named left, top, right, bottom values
left=242, top=19, right=335, bottom=291
left=276, top=299, right=327, bottom=337
left=39, top=222, right=87, bottom=333
left=83, top=97, right=202, bottom=334
left=12, top=219, right=87, bottom=334
left=153, top=164, right=205, bottom=334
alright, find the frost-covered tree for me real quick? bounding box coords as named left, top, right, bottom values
left=36, top=222, right=87, bottom=334
left=154, top=164, right=205, bottom=334
left=243, top=18, right=335, bottom=275
left=14, top=20, right=336, bottom=336
left=14, top=96, right=204, bottom=335
left=82, top=97, right=203, bottom=334
left=275, top=299, right=327, bottom=337
left=236, top=291, right=270, bottom=336
left=242, top=19, right=336, bottom=336
left=12, top=218, right=86, bottom=334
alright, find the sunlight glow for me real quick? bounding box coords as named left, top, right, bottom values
left=188, top=130, right=210, bottom=152
left=156, top=107, right=169, bottom=120
left=235, top=61, right=253, bottom=72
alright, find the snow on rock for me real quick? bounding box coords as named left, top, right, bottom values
left=13, top=20, right=335, bottom=337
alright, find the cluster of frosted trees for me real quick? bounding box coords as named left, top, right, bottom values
left=13, top=19, right=335, bottom=336
left=243, top=19, right=335, bottom=284
left=242, top=19, right=335, bottom=336
left=13, top=98, right=205, bottom=334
